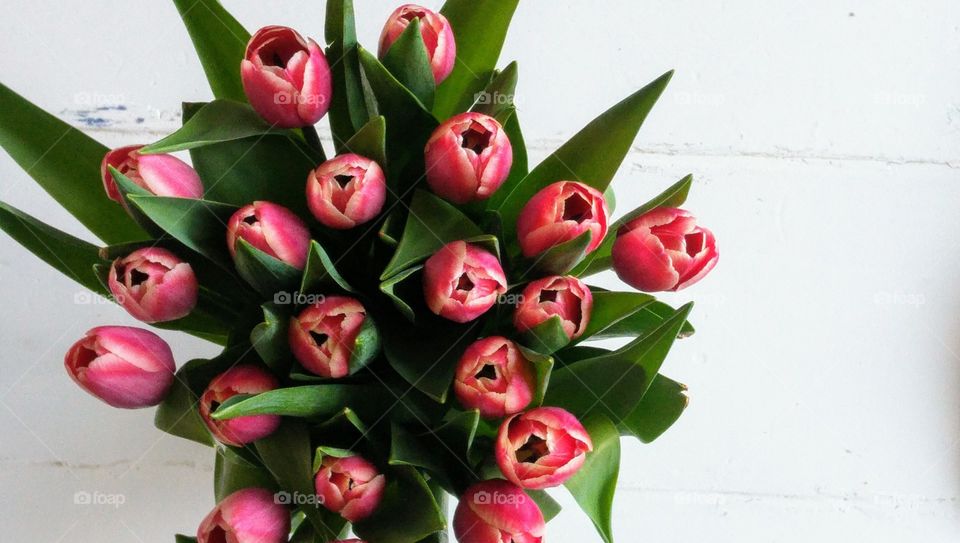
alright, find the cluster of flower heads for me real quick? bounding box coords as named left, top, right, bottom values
left=62, top=4, right=719, bottom=543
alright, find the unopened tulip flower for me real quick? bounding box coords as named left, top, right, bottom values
left=108, top=247, right=198, bottom=323
left=197, top=487, right=289, bottom=543
left=101, top=145, right=204, bottom=203
left=241, top=26, right=332, bottom=128
left=454, top=336, right=535, bottom=419
left=424, top=112, right=513, bottom=204
left=289, top=296, right=369, bottom=378
left=378, top=4, right=456, bottom=84
left=227, top=201, right=310, bottom=269
left=64, top=326, right=175, bottom=409
left=315, top=455, right=386, bottom=523
left=516, top=181, right=609, bottom=258
left=514, top=276, right=592, bottom=340
left=453, top=479, right=545, bottom=543
left=423, top=241, right=507, bottom=323
left=306, top=154, right=387, bottom=229
left=199, top=365, right=281, bottom=447
left=612, top=207, right=719, bottom=292
left=495, top=407, right=593, bottom=490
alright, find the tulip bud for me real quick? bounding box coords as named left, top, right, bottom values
left=454, top=336, right=535, bottom=419
left=378, top=4, right=456, bottom=84
left=423, top=241, right=507, bottom=323
left=101, top=145, right=204, bottom=203
left=306, top=154, right=387, bottom=230
left=199, top=365, right=281, bottom=447
left=197, top=487, right=290, bottom=543
left=612, top=207, right=719, bottom=292
left=453, top=479, right=545, bottom=543
left=516, top=181, right=609, bottom=258
left=289, top=296, right=369, bottom=379
left=495, top=407, right=593, bottom=490
left=424, top=112, right=513, bottom=204
left=314, top=455, right=386, bottom=523
left=514, top=276, right=592, bottom=340
left=227, top=201, right=310, bottom=269
left=241, top=26, right=332, bottom=128
left=108, top=247, right=198, bottom=323
left=64, top=326, right=175, bottom=409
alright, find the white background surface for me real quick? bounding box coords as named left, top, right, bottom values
left=1, top=1, right=959, bottom=541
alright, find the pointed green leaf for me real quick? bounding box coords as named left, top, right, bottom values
left=379, top=265, right=422, bottom=322
left=434, top=0, right=520, bottom=119
left=594, top=300, right=696, bottom=340
left=623, top=374, right=689, bottom=442
left=128, top=194, right=238, bottom=265
left=517, top=228, right=593, bottom=279
left=575, top=290, right=656, bottom=343
left=300, top=240, right=355, bottom=294
left=172, top=0, right=250, bottom=102
left=213, top=384, right=375, bottom=420
left=575, top=174, right=692, bottom=276
left=0, top=201, right=108, bottom=296
left=214, top=447, right=277, bottom=501
left=519, top=315, right=570, bottom=355
left=175, top=536, right=198, bottom=543
left=381, top=190, right=484, bottom=280
left=353, top=466, right=446, bottom=543
left=382, top=318, right=481, bottom=402
left=234, top=238, right=302, bottom=297
left=484, top=107, right=528, bottom=211
left=325, top=0, right=369, bottom=149
left=0, top=82, right=145, bottom=243
left=565, top=414, right=620, bottom=543
left=250, top=303, right=291, bottom=374
left=517, top=347, right=553, bottom=407
left=381, top=18, right=436, bottom=108
left=141, top=100, right=287, bottom=154
left=470, top=61, right=518, bottom=118
left=527, top=490, right=562, bottom=522
left=340, top=116, right=387, bottom=170
left=496, top=71, right=674, bottom=243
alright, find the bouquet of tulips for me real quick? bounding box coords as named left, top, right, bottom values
left=0, top=1, right=719, bottom=542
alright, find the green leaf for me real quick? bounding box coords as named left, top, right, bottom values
left=108, top=167, right=166, bottom=236
left=593, top=300, right=696, bottom=340
left=234, top=239, right=302, bottom=298
left=623, top=374, right=689, bottom=442
left=214, top=447, right=277, bottom=501
left=527, top=490, right=562, bottom=523
left=565, top=414, right=620, bottom=543
left=350, top=316, right=382, bottom=374
left=172, top=0, right=250, bottom=102
left=0, top=201, right=108, bottom=296
left=519, top=347, right=554, bottom=407
left=382, top=318, right=481, bottom=402
left=517, top=228, right=593, bottom=278
left=484, top=107, right=528, bottom=211
left=576, top=290, right=656, bottom=343
left=381, top=190, right=484, bottom=280
left=381, top=18, right=436, bottom=109
left=213, top=384, right=374, bottom=420
left=340, top=115, right=388, bottom=171
left=128, top=195, right=238, bottom=265
left=353, top=466, right=446, bottom=543
left=256, top=421, right=346, bottom=540
left=546, top=303, right=693, bottom=425
left=141, top=100, right=287, bottom=154
left=250, top=303, right=291, bottom=374
left=379, top=265, right=422, bottom=322
left=495, top=71, right=674, bottom=243
left=434, top=0, right=521, bottom=119
left=182, top=102, right=316, bottom=217
left=0, top=82, right=145, bottom=243
left=575, top=174, right=692, bottom=277
left=154, top=353, right=244, bottom=447
left=175, top=536, right=198, bottom=543
left=389, top=423, right=447, bottom=474
left=300, top=240, right=355, bottom=294
left=470, top=61, right=518, bottom=118
left=357, top=47, right=438, bottom=193
left=325, top=0, right=369, bottom=149
left=519, top=315, right=570, bottom=355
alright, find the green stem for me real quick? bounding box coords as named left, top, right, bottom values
left=302, top=125, right=325, bottom=160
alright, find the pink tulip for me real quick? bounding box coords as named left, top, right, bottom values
left=199, top=365, right=281, bottom=447
left=514, top=276, right=592, bottom=340
left=306, top=154, right=387, bottom=230
left=612, top=207, right=719, bottom=292
left=516, top=181, right=609, bottom=258
left=424, top=112, right=513, bottom=204
left=289, top=296, right=368, bottom=378
left=453, top=479, right=545, bottom=543
left=495, top=407, right=593, bottom=490
left=63, top=326, right=175, bottom=409
left=315, top=455, right=386, bottom=523
left=454, top=336, right=535, bottom=419
left=101, top=145, right=204, bottom=203
left=423, top=241, right=507, bottom=323
left=378, top=4, right=456, bottom=84
left=241, top=26, right=332, bottom=128
left=227, top=201, right=311, bottom=269
left=108, top=247, right=198, bottom=323
left=197, top=487, right=290, bottom=543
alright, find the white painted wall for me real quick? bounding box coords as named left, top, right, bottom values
left=1, top=1, right=958, bottom=541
